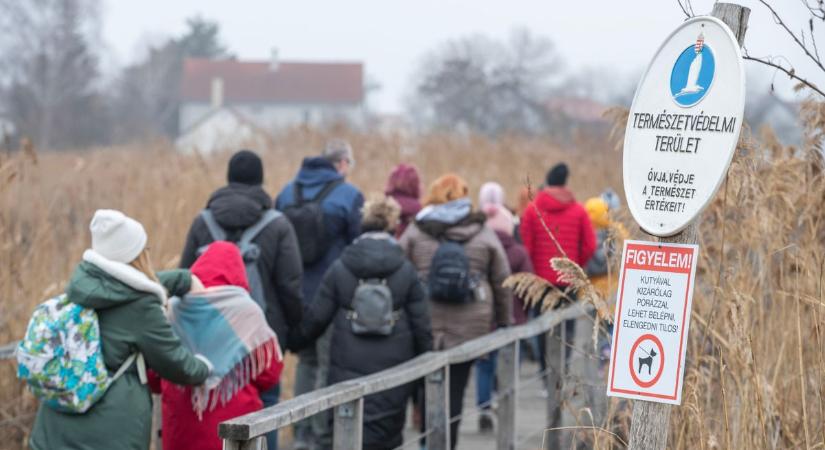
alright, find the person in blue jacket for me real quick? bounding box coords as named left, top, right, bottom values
left=275, top=139, right=363, bottom=450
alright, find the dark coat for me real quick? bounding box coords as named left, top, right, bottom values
left=292, top=233, right=432, bottom=449
left=275, top=157, right=364, bottom=303
left=495, top=230, right=534, bottom=325
left=31, top=266, right=209, bottom=450
left=180, top=183, right=303, bottom=346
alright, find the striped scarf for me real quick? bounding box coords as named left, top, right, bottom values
left=168, top=286, right=282, bottom=417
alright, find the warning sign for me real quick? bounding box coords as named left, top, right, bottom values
left=607, top=240, right=698, bottom=405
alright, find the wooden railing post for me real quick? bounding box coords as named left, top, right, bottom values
left=544, top=320, right=566, bottom=449
left=496, top=341, right=519, bottom=450
left=426, top=366, right=450, bottom=450
left=333, top=398, right=363, bottom=450
left=223, top=436, right=267, bottom=450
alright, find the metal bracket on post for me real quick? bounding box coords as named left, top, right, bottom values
left=496, top=341, right=519, bottom=450
left=426, top=366, right=450, bottom=450
left=333, top=398, right=363, bottom=450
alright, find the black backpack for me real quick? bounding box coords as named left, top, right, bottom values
left=283, top=180, right=343, bottom=265
left=197, top=209, right=281, bottom=312
left=346, top=278, right=400, bottom=336
left=428, top=240, right=477, bottom=304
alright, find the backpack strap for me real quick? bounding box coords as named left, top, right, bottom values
left=200, top=210, right=227, bottom=242
left=239, top=210, right=282, bottom=251
left=111, top=352, right=146, bottom=385
left=293, top=183, right=305, bottom=207
left=312, top=179, right=344, bottom=203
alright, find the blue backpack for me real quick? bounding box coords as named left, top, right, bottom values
left=16, top=294, right=142, bottom=413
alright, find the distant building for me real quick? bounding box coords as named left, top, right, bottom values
left=177, top=51, right=365, bottom=153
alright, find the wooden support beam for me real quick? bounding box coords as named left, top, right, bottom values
left=496, top=341, right=519, bottom=450
left=426, top=367, right=450, bottom=450
left=333, top=398, right=363, bottom=450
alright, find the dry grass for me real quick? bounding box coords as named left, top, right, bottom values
left=0, top=114, right=823, bottom=449
left=0, top=129, right=617, bottom=448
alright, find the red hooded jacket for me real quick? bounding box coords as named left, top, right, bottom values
left=519, top=187, right=597, bottom=286
left=148, top=241, right=282, bottom=450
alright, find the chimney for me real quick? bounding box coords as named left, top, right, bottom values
left=269, top=48, right=280, bottom=71
left=210, top=77, right=224, bottom=109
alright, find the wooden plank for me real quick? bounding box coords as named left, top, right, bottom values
left=544, top=323, right=564, bottom=449
left=496, top=341, right=518, bottom=450
left=426, top=367, right=450, bottom=450
left=332, top=398, right=363, bottom=450
left=219, top=305, right=589, bottom=441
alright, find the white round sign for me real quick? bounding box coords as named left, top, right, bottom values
left=623, top=16, right=745, bottom=236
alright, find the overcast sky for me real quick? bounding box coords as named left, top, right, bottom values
left=101, top=0, right=824, bottom=114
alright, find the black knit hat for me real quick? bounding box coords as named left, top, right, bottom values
left=545, top=163, right=569, bottom=187
left=227, top=150, right=263, bottom=185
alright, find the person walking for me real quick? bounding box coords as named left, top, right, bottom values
left=180, top=149, right=302, bottom=450
left=150, top=241, right=284, bottom=450
left=289, top=195, right=432, bottom=450
left=275, top=139, right=364, bottom=449
left=474, top=182, right=534, bottom=432
left=27, top=210, right=212, bottom=450
left=519, top=163, right=596, bottom=425
left=385, top=163, right=422, bottom=238
left=400, top=174, right=512, bottom=450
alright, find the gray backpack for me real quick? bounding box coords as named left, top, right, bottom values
left=198, top=209, right=281, bottom=311
left=346, top=278, right=400, bottom=336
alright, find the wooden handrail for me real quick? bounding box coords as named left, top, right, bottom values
left=0, top=342, right=17, bottom=360
left=219, top=303, right=590, bottom=442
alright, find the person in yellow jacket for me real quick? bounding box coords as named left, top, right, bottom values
left=584, top=191, right=628, bottom=301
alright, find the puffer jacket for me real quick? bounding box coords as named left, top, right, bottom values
left=399, top=199, right=512, bottom=350
left=291, top=232, right=432, bottom=450
left=30, top=253, right=209, bottom=450
left=180, top=183, right=303, bottom=347
left=495, top=230, right=534, bottom=325
left=275, top=157, right=364, bottom=303
left=520, top=187, right=597, bottom=286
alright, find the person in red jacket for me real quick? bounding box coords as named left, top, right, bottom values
left=519, top=162, right=596, bottom=403
left=148, top=242, right=284, bottom=450
left=520, top=163, right=597, bottom=283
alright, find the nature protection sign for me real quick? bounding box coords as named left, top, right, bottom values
left=623, top=16, right=745, bottom=236
left=607, top=241, right=699, bottom=405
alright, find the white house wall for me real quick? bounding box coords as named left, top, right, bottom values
left=179, top=102, right=365, bottom=135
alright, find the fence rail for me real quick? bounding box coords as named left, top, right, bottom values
left=0, top=342, right=17, bottom=360
left=219, top=303, right=591, bottom=450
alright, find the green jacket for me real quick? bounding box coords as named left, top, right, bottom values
left=30, top=262, right=210, bottom=450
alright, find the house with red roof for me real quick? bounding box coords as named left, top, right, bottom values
left=176, top=52, right=365, bottom=152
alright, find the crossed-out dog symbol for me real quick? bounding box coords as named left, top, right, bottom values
left=637, top=347, right=658, bottom=375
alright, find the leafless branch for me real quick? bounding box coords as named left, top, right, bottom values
left=757, top=0, right=825, bottom=73
left=676, top=0, right=692, bottom=18
left=800, top=0, right=825, bottom=20
left=744, top=54, right=825, bottom=98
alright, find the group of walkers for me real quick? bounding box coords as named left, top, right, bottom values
left=19, top=139, right=624, bottom=450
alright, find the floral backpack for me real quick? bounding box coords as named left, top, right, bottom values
left=16, top=294, right=142, bottom=414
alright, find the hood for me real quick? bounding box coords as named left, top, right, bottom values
left=207, top=183, right=272, bottom=231
left=340, top=232, right=406, bottom=278
left=483, top=204, right=515, bottom=236
left=295, top=157, right=343, bottom=187
left=416, top=198, right=472, bottom=224
left=535, top=187, right=576, bottom=213
left=191, top=241, right=249, bottom=291
left=388, top=192, right=422, bottom=217
left=68, top=250, right=167, bottom=310
left=385, top=164, right=421, bottom=198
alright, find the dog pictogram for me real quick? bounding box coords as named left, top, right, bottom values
left=637, top=347, right=658, bottom=375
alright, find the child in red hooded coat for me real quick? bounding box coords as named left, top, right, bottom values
left=148, top=242, right=283, bottom=450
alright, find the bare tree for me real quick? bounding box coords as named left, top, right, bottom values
left=678, top=0, right=825, bottom=98
left=409, top=28, right=562, bottom=136
left=109, top=15, right=232, bottom=142
left=0, top=0, right=107, bottom=149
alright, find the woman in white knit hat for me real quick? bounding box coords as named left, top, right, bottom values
left=29, top=209, right=213, bottom=450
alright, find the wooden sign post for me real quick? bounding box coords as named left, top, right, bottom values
left=627, top=4, right=750, bottom=449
